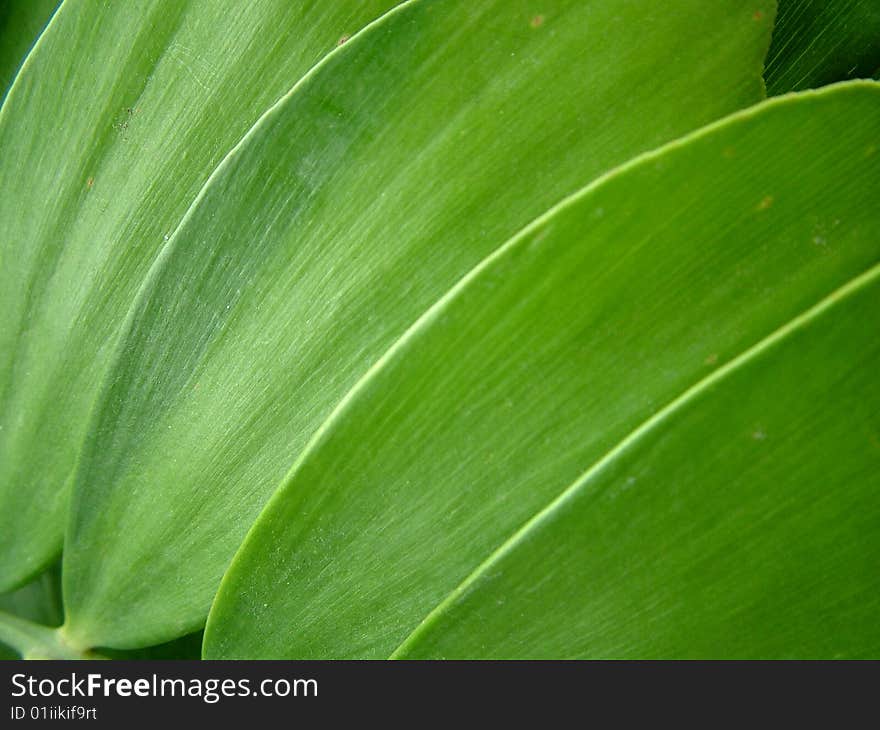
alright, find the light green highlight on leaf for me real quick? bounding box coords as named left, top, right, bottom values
left=0, top=0, right=403, bottom=591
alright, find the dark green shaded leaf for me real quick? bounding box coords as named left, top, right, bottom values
left=765, top=0, right=880, bottom=93
left=0, top=0, right=58, bottom=102
left=98, top=631, right=203, bottom=660
left=0, top=563, right=63, bottom=658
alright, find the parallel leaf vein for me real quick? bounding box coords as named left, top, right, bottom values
left=388, top=254, right=880, bottom=658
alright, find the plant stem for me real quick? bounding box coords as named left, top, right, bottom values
left=0, top=610, right=99, bottom=659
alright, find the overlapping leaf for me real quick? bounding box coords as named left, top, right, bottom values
left=58, top=0, right=775, bottom=650
left=0, top=0, right=402, bottom=590
left=766, top=0, right=880, bottom=93
left=203, top=82, right=880, bottom=659
left=0, top=564, right=62, bottom=659
left=0, top=0, right=58, bottom=101
left=4, top=1, right=875, bottom=661
left=394, top=269, right=880, bottom=658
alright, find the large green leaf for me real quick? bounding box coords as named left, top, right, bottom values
left=765, top=0, right=880, bottom=94
left=395, top=268, right=880, bottom=658
left=0, top=0, right=58, bottom=102
left=59, top=0, right=774, bottom=650
left=203, top=81, right=880, bottom=659
left=0, top=0, right=401, bottom=590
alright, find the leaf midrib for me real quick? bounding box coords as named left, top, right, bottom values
left=387, top=253, right=880, bottom=659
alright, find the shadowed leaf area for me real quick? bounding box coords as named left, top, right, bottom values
left=766, top=0, right=880, bottom=93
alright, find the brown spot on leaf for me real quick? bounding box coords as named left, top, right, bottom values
left=753, top=10, right=763, bottom=20
left=337, top=34, right=350, bottom=46
left=757, top=195, right=774, bottom=211
left=704, top=353, right=718, bottom=366
left=530, top=14, right=545, bottom=28
left=86, top=177, right=94, bottom=189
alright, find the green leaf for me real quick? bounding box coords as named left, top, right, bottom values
left=59, top=0, right=774, bottom=650
left=765, top=0, right=880, bottom=94
left=0, top=563, right=62, bottom=658
left=0, top=0, right=58, bottom=102
left=395, top=265, right=880, bottom=659
left=203, top=81, right=880, bottom=659
left=0, top=0, right=401, bottom=590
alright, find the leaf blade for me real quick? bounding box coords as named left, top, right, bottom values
left=0, top=0, right=402, bottom=589
left=203, top=81, right=880, bottom=659
left=0, top=564, right=62, bottom=659
left=765, top=0, right=880, bottom=94
left=0, top=0, right=59, bottom=103
left=61, top=0, right=775, bottom=649
left=395, top=260, right=880, bottom=658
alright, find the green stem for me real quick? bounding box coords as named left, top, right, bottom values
left=0, top=610, right=99, bottom=660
